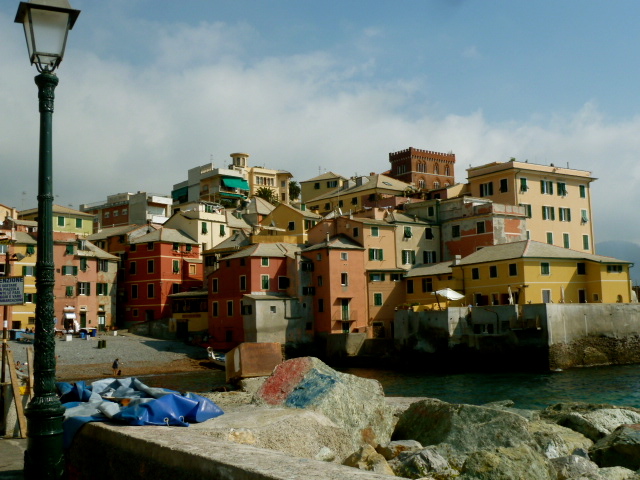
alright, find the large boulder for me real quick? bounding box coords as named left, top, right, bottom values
left=528, top=420, right=593, bottom=458
left=589, top=424, right=640, bottom=470
left=458, top=444, right=556, bottom=480
left=392, top=398, right=535, bottom=455
left=377, top=440, right=423, bottom=460
left=559, top=409, right=640, bottom=442
left=188, top=405, right=356, bottom=462
left=254, top=357, right=395, bottom=449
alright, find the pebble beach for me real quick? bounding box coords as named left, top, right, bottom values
left=5, top=331, right=211, bottom=382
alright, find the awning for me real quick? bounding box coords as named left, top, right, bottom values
left=64, top=313, right=76, bottom=319
left=219, top=192, right=247, bottom=199
left=222, top=177, right=250, bottom=190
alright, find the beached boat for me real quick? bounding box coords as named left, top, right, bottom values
left=206, top=347, right=226, bottom=367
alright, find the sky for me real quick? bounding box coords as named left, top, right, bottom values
left=1, top=0, right=640, bottom=248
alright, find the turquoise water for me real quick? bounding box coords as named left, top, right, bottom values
left=133, top=364, right=640, bottom=410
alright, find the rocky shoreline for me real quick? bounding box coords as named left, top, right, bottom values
left=201, top=357, right=640, bottom=480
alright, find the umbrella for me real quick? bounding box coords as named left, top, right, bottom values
left=434, top=288, right=465, bottom=301
left=508, top=286, right=514, bottom=305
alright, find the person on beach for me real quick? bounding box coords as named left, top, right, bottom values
left=112, top=358, right=120, bottom=376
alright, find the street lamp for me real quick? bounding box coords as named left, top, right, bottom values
left=14, top=1, right=80, bottom=479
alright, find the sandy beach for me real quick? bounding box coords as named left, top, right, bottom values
left=5, top=331, right=213, bottom=383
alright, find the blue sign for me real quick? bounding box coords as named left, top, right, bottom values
left=0, top=277, right=25, bottom=305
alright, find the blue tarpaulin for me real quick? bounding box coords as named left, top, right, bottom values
left=57, top=377, right=224, bottom=448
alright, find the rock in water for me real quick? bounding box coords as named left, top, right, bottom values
left=254, top=357, right=395, bottom=449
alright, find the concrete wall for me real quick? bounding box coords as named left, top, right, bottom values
left=394, top=303, right=640, bottom=370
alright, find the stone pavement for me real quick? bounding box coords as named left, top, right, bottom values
left=0, top=438, right=26, bottom=479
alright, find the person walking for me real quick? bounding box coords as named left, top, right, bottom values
left=112, top=358, right=120, bottom=376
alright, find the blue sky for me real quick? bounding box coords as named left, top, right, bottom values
left=1, top=0, right=640, bottom=247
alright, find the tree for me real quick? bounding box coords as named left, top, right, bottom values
left=255, top=187, right=278, bottom=205
left=289, top=180, right=301, bottom=202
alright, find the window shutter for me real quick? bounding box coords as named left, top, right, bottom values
left=369, top=249, right=374, bottom=261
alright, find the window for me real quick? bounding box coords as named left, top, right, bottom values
left=113, top=210, right=119, bottom=217
left=318, top=299, right=324, bottom=312
left=404, top=226, right=413, bottom=238
left=563, top=233, right=570, bottom=249
left=147, top=242, right=154, bottom=251
left=340, top=272, right=349, bottom=286
left=541, top=180, right=553, bottom=195
left=212, top=278, right=218, bottom=293
left=577, top=262, right=586, bottom=275
left=131, top=284, right=138, bottom=299
left=373, top=293, right=383, bottom=306
left=147, top=260, right=155, bottom=274
left=286, top=221, right=295, bottom=231
left=542, top=206, right=555, bottom=220
left=472, top=268, right=480, bottom=280
left=559, top=208, right=571, bottom=222
left=557, top=182, right=568, bottom=196
left=406, top=280, right=414, bottom=294
left=62, top=266, right=78, bottom=276
left=451, top=225, right=460, bottom=238
left=261, top=274, right=270, bottom=290
left=489, top=265, right=498, bottom=278
left=97, top=283, right=109, bottom=295
left=353, top=227, right=359, bottom=237
left=186, top=244, right=192, bottom=252
left=541, top=262, right=551, bottom=275
left=22, top=266, right=35, bottom=276
left=422, top=278, right=433, bottom=293
left=130, top=244, right=137, bottom=252
left=479, top=182, right=494, bottom=197
left=57, top=216, right=65, bottom=227
left=607, top=265, right=623, bottom=273
left=579, top=185, right=587, bottom=198
left=122, top=208, right=127, bottom=215
left=261, top=257, right=269, bottom=267
left=240, top=275, right=247, bottom=291
left=147, top=283, right=154, bottom=298
left=340, top=252, right=348, bottom=260
left=65, top=286, right=74, bottom=297
left=75, top=218, right=82, bottom=228
left=476, top=221, right=486, bottom=234
left=98, top=260, right=109, bottom=272
left=314, top=182, right=320, bottom=190
left=227, top=301, right=233, bottom=316
left=509, top=263, right=517, bottom=276
left=170, top=259, right=179, bottom=274
left=520, top=204, right=532, bottom=218
left=369, top=273, right=385, bottom=282
left=324, top=203, right=330, bottom=210
left=401, top=250, right=416, bottom=265
left=212, top=302, right=219, bottom=317
left=199, top=222, right=207, bottom=234
left=278, top=276, right=290, bottom=289
left=581, top=210, right=589, bottom=223
left=546, top=232, right=554, bottom=245
left=423, top=251, right=437, bottom=264
left=499, top=178, right=508, bottom=193
left=418, top=179, right=425, bottom=189
left=542, top=290, right=552, bottom=303
left=391, top=273, right=402, bottom=281
left=129, top=261, right=137, bottom=275
left=79, top=258, right=88, bottom=271
left=369, top=248, right=384, bottom=261
left=24, top=293, right=36, bottom=303
left=583, top=235, right=590, bottom=250
left=327, top=180, right=338, bottom=188
left=0, top=244, right=9, bottom=255
left=519, top=178, right=528, bottom=192
left=66, top=244, right=74, bottom=255
left=425, top=228, right=434, bottom=240
left=78, top=282, right=91, bottom=296
left=371, top=226, right=379, bottom=237
left=104, top=212, right=110, bottom=219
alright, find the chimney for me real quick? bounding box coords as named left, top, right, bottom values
left=452, top=255, right=461, bottom=266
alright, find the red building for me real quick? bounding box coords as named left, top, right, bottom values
left=207, top=242, right=299, bottom=349
left=388, top=147, right=456, bottom=191
left=124, top=227, right=202, bottom=326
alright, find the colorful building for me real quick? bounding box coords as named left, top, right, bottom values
left=258, top=203, right=322, bottom=244
left=19, top=204, right=94, bottom=236
left=123, top=227, right=202, bottom=326
left=466, top=159, right=596, bottom=253
left=388, top=147, right=456, bottom=191
left=300, top=171, right=346, bottom=205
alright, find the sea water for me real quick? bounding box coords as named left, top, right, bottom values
left=137, top=363, right=640, bottom=410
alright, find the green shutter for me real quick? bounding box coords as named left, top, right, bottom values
left=73, top=266, right=78, bottom=276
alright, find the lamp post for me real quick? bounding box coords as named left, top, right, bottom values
left=14, top=1, right=80, bottom=478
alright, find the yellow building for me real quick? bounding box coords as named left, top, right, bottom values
left=455, top=240, right=632, bottom=305
left=305, top=174, right=414, bottom=215
left=466, top=160, right=596, bottom=253
left=19, top=204, right=94, bottom=236
left=299, top=171, right=346, bottom=205
left=259, top=203, right=322, bottom=244
left=404, top=261, right=463, bottom=310
left=0, top=231, right=38, bottom=329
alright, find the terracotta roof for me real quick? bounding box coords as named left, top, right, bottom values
left=222, top=242, right=302, bottom=260
left=130, top=227, right=198, bottom=245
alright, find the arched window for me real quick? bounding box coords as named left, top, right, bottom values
left=418, top=179, right=425, bottom=189
left=445, top=166, right=450, bottom=176
left=434, top=164, right=439, bottom=175
left=433, top=181, right=440, bottom=189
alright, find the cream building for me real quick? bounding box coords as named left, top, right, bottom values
left=466, top=159, right=596, bottom=253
